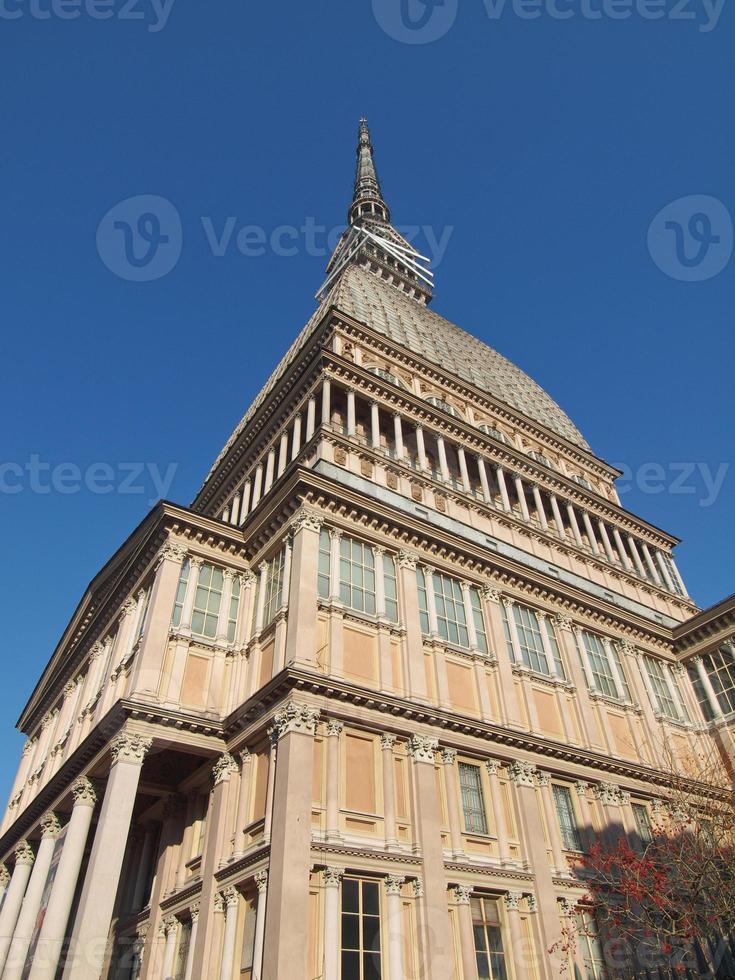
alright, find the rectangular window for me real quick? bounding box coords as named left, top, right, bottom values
left=643, top=656, right=682, bottom=721
left=433, top=573, right=468, bottom=648
left=458, top=762, right=488, bottom=834
left=263, top=548, right=286, bottom=627
left=500, top=602, right=564, bottom=678
left=227, top=574, right=240, bottom=643
left=578, top=631, right=619, bottom=700
left=318, top=528, right=331, bottom=599
left=340, top=537, right=376, bottom=615
left=383, top=554, right=399, bottom=624
left=172, top=558, right=190, bottom=627
left=341, top=878, right=382, bottom=980
left=472, top=896, right=509, bottom=980
left=631, top=802, right=652, bottom=844
left=553, top=784, right=583, bottom=851
left=705, top=646, right=735, bottom=715
left=575, top=911, right=608, bottom=979
left=469, top=587, right=489, bottom=654
left=191, top=564, right=223, bottom=639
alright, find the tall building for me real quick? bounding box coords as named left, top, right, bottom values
left=1, top=120, right=734, bottom=980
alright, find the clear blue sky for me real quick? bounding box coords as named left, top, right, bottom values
left=1, top=0, right=733, bottom=802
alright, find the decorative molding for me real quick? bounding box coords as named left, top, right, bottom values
left=110, top=732, right=152, bottom=767
left=407, top=734, right=438, bottom=764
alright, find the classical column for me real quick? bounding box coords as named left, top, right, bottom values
left=251, top=463, right=264, bottom=510
left=380, top=734, right=399, bottom=849
left=627, top=535, right=647, bottom=578
left=531, top=485, right=548, bottom=530
left=28, top=777, right=97, bottom=980
left=436, top=436, right=450, bottom=482
left=598, top=520, right=616, bottom=564
left=535, top=773, right=565, bottom=872
left=229, top=493, right=240, bottom=527
left=452, top=884, right=477, bottom=980
left=406, top=735, right=454, bottom=980
left=393, top=413, right=405, bottom=459
left=0, top=840, right=35, bottom=973
left=655, top=551, right=676, bottom=593
left=345, top=389, right=356, bottom=436
left=484, top=761, right=510, bottom=862
left=549, top=493, right=567, bottom=539
left=321, top=378, right=331, bottom=426
left=457, top=447, right=471, bottom=493
left=0, top=865, right=9, bottom=907
left=4, top=813, right=61, bottom=980
left=593, top=783, right=627, bottom=847
left=416, top=425, right=428, bottom=470
left=263, top=449, right=276, bottom=494
left=325, top=720, right=343, bottom=842
left=369, top=401, right=381, bottom=449
left=477, top=456, right=491, bottom=503
left=514, top=474, right=530, bottom=521
left=581, top=511, right=600, bottom=554
left=160, top=915, right=178, bottom=980
left=261, top=702, right=320, bottom=980
left=322, top=866, right=343, bottom=980
left=251, top=872, right=268, bottom=980
left=277, top=431, right=289, bottom=477
left=62, top=733, right=152, bottom=980
left=566, top=504, right=584, bottom=547
left=574, top=781, right=595, bottom=849
left=306, top=395, right=316, bottom=440
left=439, top=748, right=465, bottom=859
left=219, top=886, right=239, bottom=980
left=422, top=565, right=439, bottom=637
left=384, top=875, right=405, bottom=980
left=397, top=551, right=428, bottom=701
left=504, top=891, right=530, bottom=980
left=232, top=749, right=253, bottom=858
left=133, top=824, right=157, bottom=908
left=612, top=526, right=633, bottom=570
left=328, top=528, right=342, bottom=602
left=692, top=656, right=723, bottom=720
left=216, top=569, right=235, bottom=645
left=182, top=904, right=200, bottom=980
left=496, top=466, right=511, bottom=512
left=291, top=413, right=302, bottom=460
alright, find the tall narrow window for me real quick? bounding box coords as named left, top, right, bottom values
left=191, top=565, right=223, bottom=639
left=574, top=910, right=607, bottom=979
left=643, top=656, right=684, bottom=721
left=227, top=575, right=241, bottom=643
left=263, top=549, right=285, bottom=627
left=472, top=896, right=509, bottom=980
left=172, top=558, right=190, bottom=627
left=383, top=553, right=398, bottom=623
left=416, top=567, right=430, bottom=634
left=318, top=528, right=331, bottom=599
left=704, top=646, right=735, bottom=715
left=577, top=631, right=620, bottom=700
left=631, top=802, right=652, bottom=844
left=553, top=784, right=583, bottom=851
left=341, top=878, right=382, bottom=980
left=469, top=587, right=489, bottom=654
left=433, top=572, right=469, bottom=647
left=340, top=538, right=376, bottom=614
left=500, top=602, right=564, bottom=678
left=458, top=762, right=488, bottom=834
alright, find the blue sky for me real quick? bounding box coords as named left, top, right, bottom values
left=0, top=0, right=732, bottom=801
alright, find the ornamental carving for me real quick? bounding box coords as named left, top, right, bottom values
left=161, top=915, right=178, bottom=936
left=325, top=719, right=344, bottom=737
left=380, top=733, right=397, bottom=751
left=71, top=776, right=97, bottom=807
left=559, top=898, right=577, bottom=917
left=485, top=760, right=502, bottom=777
left=480, top=585, right=501, bottom=603
left=452, top=884, right=472, bottom=905
left=212, top=752, right=240, bottom=785
left=111, top=733, right=152, bottom=766
left=535, top=772, right=551, bottom=788
left=594, top=782, right=625, bottom=807
left=221, top=885, right=239, bottom=908
left=213, top=892, right=225, bottom=913
left=288, top=508, right=323, bottom=535
left=396, top=550, right=418, bottom=570
left=386, top=471, right=399, bottom=490
left=254, top=870, right=268, bottom=893
left=527, top=894, right=538, bottom=913
left=273, top=701, right=321, bottom=739
left=412, top=877, right=424, bottom=898
left=239, top=748, right=253, bottom=766
left=407, top=735, right=438, bottom=764
left=158, top=542, right=187, bottom=565
left=334, top=447, right=348, bottom=466
left=384, top=875, right=405, bottom=896
left=504, top=891, right=522, bottom=911
left=0, top=865, right=9, bottom=887
left=554, top=613, right=573, bottom=631
left=40, top=811, right=61, bottom=839
left=508, top=760, right=537, bottom=787
left=189, top=902, right=201, bottom=923
left=575, top=781, right=589, bottom=799
left=434, top=494, right=446, bottom=513
left=323, top=866, right=344, bottom=887
left=440, top=748, right=457, bottom=765
left=15, top=840, right=34, bottom=864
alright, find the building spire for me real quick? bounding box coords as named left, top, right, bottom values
left=349, top=118, right=391, bottom=226
left=318, top=119, right=434, bottom=306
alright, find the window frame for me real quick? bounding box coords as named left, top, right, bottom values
left=340, top=876, right=382, bottom=980
left=471, top=896, right=509, bottom=980
left=552, top=783, right=584, bottom=852
left=458, top=761, right=489, bottom=835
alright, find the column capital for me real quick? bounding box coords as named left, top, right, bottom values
left=554, top=612, right=573, bottom=631
left=504, top=890, right=523, bottom=911
left=535, top=771, right=551, bottom=787
left=121, top=595, right=137, bottom=616
left=189, top=901, right=201, bottom=923
left=439, top=747, right=457, bottom=765
left=238, top=747, right=253, bottom=766
left=396, top=550, right=418, bottom=570
left=161, top=914, right=179, bottom=936
left=508, top=760, right=537, bottom=787
left=484, top=759, right=502, bottom=777
left=411, top=877, right=424, bottom=898
left=480, top=584, right=502, bottom=603
left=40, top=810, right=61, bottom=839
left=288, top=507, right=323, bottom=535
left=14, top=839, right=34, bottom=865
left=325, top=719, right=344, bottom=737
left=157, top=541, right=187, bottom=568
left=221, top=885, right=239, bottom=908
left=323, top=866, right=344, bottom=888
left=222, top=567, right=236, bottom=582
left=452, top=883, right=472, bottom=905
left=559, top=897, right=577, bottom=917
left=593, top=781, right=625, bottom=806
left=71, top=775, right=97, bottom=807
left=574, top=780, right=589, bottom=799
left=328, top=526, right=343, bottom=542
left=273, top=700, right=321, bottom=738
left=0, top=864, right=9, bottom=888
left=110, top=732, right=153, bottom=767
left=379, top=732, right=397, bottom=751
left=254, top=870, right=268, bottom=893
left=407, top=734, right=438, bottom=764
left=212, top=752, right=240, bottom=785
left=527, top=893, right=539, bottom=913
left=384, top=874, right=405, bottom=896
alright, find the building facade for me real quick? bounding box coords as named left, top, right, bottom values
left=0, top=121, right=734, bottom=980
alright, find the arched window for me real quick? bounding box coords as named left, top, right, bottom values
left=528, top=450, right=554, bottom=469
left=366, top=366, right=407, bottom=390
left=426, top=395, right=460, bottom=418
left=478, top=423, right=507, bottom=444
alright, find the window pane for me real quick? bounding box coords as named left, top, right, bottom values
left=362, top=881, right=379, bottom=916
left=341, top=951, right=360, bottom=979
left=342, top=913, right=360, bottom=950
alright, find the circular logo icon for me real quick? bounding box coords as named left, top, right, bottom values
left=647, top=194, right=732, bottom=283
left=372, top=0, right=458, bottom=44
left=97, top=194, right=182, bottom=282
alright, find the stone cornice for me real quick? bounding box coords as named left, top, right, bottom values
left=673, top=593, right=735, bottom=658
